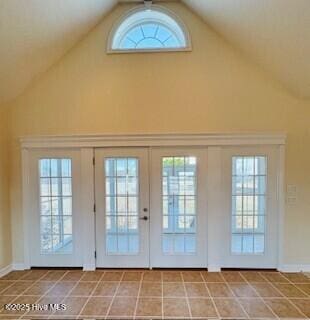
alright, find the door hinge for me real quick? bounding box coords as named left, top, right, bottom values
left=94, top=251, right=97, bottom=259
left=94, top=203, right=96, bottom=213
left=93, top=157, right=95, bottom=165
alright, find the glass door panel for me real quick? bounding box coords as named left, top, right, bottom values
left=28, top=150, right=83, bottom=267
left=39, top=159, right=73, bottom=254
left=162, top=156, right=197, bottom=254
left=95, top=148, right=149, bottom=268
left=104, top=158, right=139, bottom=254
left=231, top=156, right=267, bottom=254
left=150, top=148, right=208, bottom=268
left=221, top=147, right=278, bottom=268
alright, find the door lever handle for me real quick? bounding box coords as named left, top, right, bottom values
left=140, top=216, right=148, bottom=221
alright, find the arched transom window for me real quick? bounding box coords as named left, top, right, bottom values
left=108, top=6, right=191, bottom=53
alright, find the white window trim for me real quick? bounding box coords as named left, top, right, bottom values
left=107, top=5, right=192, bottom=54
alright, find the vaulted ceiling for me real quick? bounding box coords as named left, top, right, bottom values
left=0, top=0, right=309, bottom=105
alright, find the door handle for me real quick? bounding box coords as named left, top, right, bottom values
left=140, top=216, right=149, bottom=221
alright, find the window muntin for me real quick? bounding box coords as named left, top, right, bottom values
left=105, top=158, right=139, bottom=254
left=109, top=6, right=191, bottom=52
left=39, top=159, right=73, bottom=254
left=162, top=156, right=197, bottom=255
left=231, top=156, right=267, bottom=254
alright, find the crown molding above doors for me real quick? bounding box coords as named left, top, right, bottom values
left=20, top=133, right=286, bottom=149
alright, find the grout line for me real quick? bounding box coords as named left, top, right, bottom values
left=133, top=274, right=143, bottom=319
left=161, top=271, right=164, bottom=319
left=77, top=271, right=106, bottom=318
left=23, top=270, right=70, bottom=320
left=281, top=273, right=310, bottom=297
left=239, top=271, right=280, bottom=319
left=47, top=270, right=86, bottom=320
left=202, top=271, right=221, bottom=320
left=104, top=271, right=125, bottom=320
left=259, top=272, right=310, bottom=319
left=277, top=273, right=310, bottom=318
left=223, top=272, right=250, bottom=319
left=1, top=269, right=309, bottom=320
left=180, top=271, right=193, bottom=319
left=0, top=270, right=52, bottom=320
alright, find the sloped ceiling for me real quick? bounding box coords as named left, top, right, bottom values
left=183, top=0, right=310, bottom=99
left=0, top=0, right=116, bottom=105
left=0, top=0, right=309, bottom=105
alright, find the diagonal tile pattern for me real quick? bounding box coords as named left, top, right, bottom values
left=0, top=269, right=309, bottom=319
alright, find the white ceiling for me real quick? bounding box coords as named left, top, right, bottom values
left=0, top=0, right=309, bottom=105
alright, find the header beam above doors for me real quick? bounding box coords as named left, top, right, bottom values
left=20, top=133, right=286, bottom=149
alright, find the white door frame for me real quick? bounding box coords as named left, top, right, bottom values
left=94, top=148, right=150, bottom=268
left=21, top=133, right=285, bottom=271
left=26, top=149, right=84, bottom=267
left=221, top=146, right=279, bottom=268
left=150, top=147, right=208, bottom=268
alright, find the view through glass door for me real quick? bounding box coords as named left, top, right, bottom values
left=95, top=147, right=208, bottom=268
left=150, top=148, right=208, bottom=268
left=221, top=147, right=279, bottom=268
left=95, top=148, right=150, bottom=268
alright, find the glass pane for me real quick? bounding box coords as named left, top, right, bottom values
left=163, top=235, right=173, bottom=254
left=232, top=234, right=242, bottom=253
left=51, top=178, right=60, bottom=196
left=39, top=158, right=73, bottom=254
left=62, top=178, right=72, bottom=196
left=117, top=21, right=184, bottom=50
left=105, top=158, right=139, bottom=254
left=129, top=235, right=139, bottom=253
left=128, top=197, right=138, bottom=214
left=185, top=235, right=196, bottom=253
left=162, top=156, right=197, bottom=255
left=243, top=235, right=254, bottom=253
left=106, top=235, right=117, bottom=253
left=254, top=235, right=265, bottom=253
left=40, top=159, right=50, bottom=177
left=41, top=197, right=51, bottom=216
left=61, top=159, right=71, bottom=177
left=174, top=235, right=185, bottom=253
left=105, top=159, right=116, bottom=177
left=231, top=156, right=267, bottom=254
left=116, top=159, right=127, bottom=176
left=118, top=235, right=128, bottom=253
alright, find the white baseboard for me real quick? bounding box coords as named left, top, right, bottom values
left=83, top=264, right=96, bottom=271
left=278, top=264, right=310, bottom=273
left=0, top=264, right=12, bottom=277
left=208, top=265, right=221, bottom=272
left=12, top=263, right=26, bottom=270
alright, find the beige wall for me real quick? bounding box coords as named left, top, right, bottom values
left=0, top=107, right=12, bottom=269
left=8, top=3, right=310, bottom=265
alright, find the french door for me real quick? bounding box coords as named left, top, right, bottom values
left=25, top=142, right=281, bottom=270
left=95, top=148, right=150, bottom=268
left=95, top=147, right=208, bottom=268
left=150, top=148, right=208, bottom=267
left=28, top=150, right=83, bottom=267
left=220, top=146, right=279, bottom=268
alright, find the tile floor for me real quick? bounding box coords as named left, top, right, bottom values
left=0, top=269, right=309, bottom=319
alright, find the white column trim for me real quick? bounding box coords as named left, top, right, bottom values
left=21, top=149, right=31, bottom=270
left=81, top=148, right=96, bottom=271
left=277, top=145, right=286, bottom=271
left=207, top=147, right=223, bottom=272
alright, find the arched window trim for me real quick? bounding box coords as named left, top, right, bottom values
left=107, top=5, right=192, bottom=53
